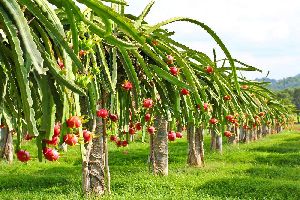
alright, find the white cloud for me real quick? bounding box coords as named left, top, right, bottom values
left=237, top=54, right=300, bottom=80
left=125, top=0, right=300, bottom=79
left=175, top=40, right=300, bottom=80
left=127, top=0, right=300, bottom=43
left=73, top=1, right=300, bottom=80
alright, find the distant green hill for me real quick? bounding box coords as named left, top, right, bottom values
left=255, top=74, right=300, bottom=90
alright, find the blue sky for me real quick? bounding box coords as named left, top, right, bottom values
left=125, top=0, right=300, bottom=80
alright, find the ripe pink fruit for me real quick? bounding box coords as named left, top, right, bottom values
left=225, top=115, right=234, bottom=122
left=53, top=123, right=61, bottom=137
left=66, top=116, right=82, bottom=128
left=63, top=134, right=78, bottom=146
left=43, top=147, right=50, bottom=155
left=43, top=147, right=59, bottom=161
left=16, top=150, right=30, bottom=162
left=57, top=58, right=64, bottom=70
left=147, top=126, right=155, bottom=135
left=258, top=112, right=265, bottom=117
left=176, top=132, right=183, bottom=138
left=181, top=88, right=189, bottom=96
left=166, top=55, right=174, bottom=65
left=243, top=124, right=249, bottom=130
left=129, top=127, right=136, bottom=135
left=143, top=98, right=153, bottom=108
left=24, top=133, right=34, bottom=141
left=121, top=140, right=128, bottom=147
left=205, top=66, right=214, bottom=74
left=51, top=136, right=60, bottom=146
left=135, top=122, right=142, bottom=131
left=169, top=66, right=179, bottom=76
left=224, top=95, right=231, bottom=101
left=122, top=80, right=133, bottom=91
left=209, top=118, right=218, bottom=125
left=79, top=50, right=85, bottom=57
left=241, top=85, right=249, bottom=90
left=116, top=140, right=122, bottom=147
left=203, top=103, right=209, bottom=111
left=168, top=131, right=176, bottom=141
left=110, top=135, right=117, bottom=142
left=109, top=114, right=118, bottom=122
left=97, top=109, right=108, bottom=119
left=83, top=130, right=92, bottom=143
left=129, top=122, right=134, bottom=128
left=152, top=40, right=159, bottom=46
left=197, top=103, right=209, bottom=111
left=45, top=136, right=60, bottom=146
left=145, top=113, right=151, bottom=122
left=224, top=131, right=232, bottom=138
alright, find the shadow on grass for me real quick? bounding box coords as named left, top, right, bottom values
left=104, top=134, right=215, bottom=168
left=249, top=138, right=300, bottom=166
left=282, top=135, right=300, bottom=142
left=109, top=147, right=149, bottom=166
left=245, top=166, right=300, bottom=181
left=35, top=165, right=81, bottom=175
left=250, top=140, right=300, bottom=154
left=169, top=140, right=188, bottom=164
left=254, top=153, right=300, bottom=166
left=0, top=167, right=81, bottom=193
left=107, top=139, right=190, bottom=166
left=196, top=177, right=300, bottom=200
left=0, top=174, right=70, bottom=190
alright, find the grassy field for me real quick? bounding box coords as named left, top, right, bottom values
left=0, top=127, right=300, bottom=200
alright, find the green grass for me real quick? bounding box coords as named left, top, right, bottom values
left=1, top=127, right=300, bottom=200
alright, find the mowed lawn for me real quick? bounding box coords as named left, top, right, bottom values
left=0, top=126, right=300, bottom=200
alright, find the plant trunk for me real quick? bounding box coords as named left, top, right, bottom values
left=252, top=127, right=257, bottom=141
left=103, top=119, right=111, bottom=194
left=257, top=126, right=262, bottom=139
left=229, top=126, right=240, bottom=145
left=262, top=125, right=267, bottom=137
left=210, top=129, right=217, bottom=151
left=239, top=127, right=245, bottom=142
left=271, top=125, right=276, bottom=134
left=0, top=127, right=6, bottom=158
left=235, top=126, right=240, bottom=143
left=268, top=125, right=272, bottom=135
left=216, top=134, right=222, bottom=153
left=195, top=126, right=204, bottom=166
left=82, top=116, right=106, bottom=196
left=152, top=117, right=168, bottom=175
left=0, top=126, right=14, bottom=163
left=243, top=129, right=250, bottom=143
left=248, top=129, right=253, bottom=141
left=149, top=134, right=156, bottom=173
left=187, top=123, right=202, bottom=166
left=277, top=125, right=282, bottom=133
